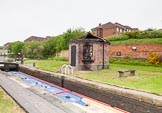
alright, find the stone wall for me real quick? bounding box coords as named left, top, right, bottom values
left=56, top=50, right=69, bottom=59
left=19, top=65, right=162, bottom=113
left=19, top=66, right=63, bottom=86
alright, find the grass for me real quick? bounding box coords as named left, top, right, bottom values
left=24, top=59, right=162, bottom=95
left=24, top=59, right=68, bottom=72
left=76, top=64, right=162, bottom=95
left=110, top=38, right=162, bottom=45
left=0, top=87, right=25, bottom=113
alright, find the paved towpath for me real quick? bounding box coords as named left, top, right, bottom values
left=0, top=71, right=70, bottom=113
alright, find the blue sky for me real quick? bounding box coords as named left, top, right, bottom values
left=0, top=0, right=162, bottom=46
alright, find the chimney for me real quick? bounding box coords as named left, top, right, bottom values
left=98, top=23, right=102, bottom=27
left=97, top=23, right=103, bottom=38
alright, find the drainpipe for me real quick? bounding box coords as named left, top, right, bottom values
left=102, top=43, right=104, bottom=69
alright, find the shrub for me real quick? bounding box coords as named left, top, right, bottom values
left=109, top=57, right=151, bottom=66
left=108, top=34, right=129, bottom=41
left=110, top=30, right=162, bottom=41
left=147, top=52, right=162, bottom=65
left=48, top=57, right=68, bottom=61
left=124, top=31, right=140, bottom=39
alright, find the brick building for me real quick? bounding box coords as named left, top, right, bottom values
left=24, top=36, right=46, bottom=42
left=91, top=22, right=138, bottom=38
left=69, top=32, right=110, bottom=71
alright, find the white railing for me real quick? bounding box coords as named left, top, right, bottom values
left=61, top=64, right=73, bottom=75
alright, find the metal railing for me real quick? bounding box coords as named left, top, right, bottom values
left=61, top=64, right=73, bottom=75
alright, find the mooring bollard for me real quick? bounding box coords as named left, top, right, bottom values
left=33, top=62, right=35, bottom=67
left=61, top=75, right=65, bottom=87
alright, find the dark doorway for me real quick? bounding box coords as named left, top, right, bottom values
left=71, top=46, right=76, bottom=66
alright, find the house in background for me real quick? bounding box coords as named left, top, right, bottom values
left=24, top=36, right=46, bottom=42
left=0, top=43, right=9, bottom=56
left=91, top=22, right=138, bottom=39
left=3, top=42, right=10, bottom=49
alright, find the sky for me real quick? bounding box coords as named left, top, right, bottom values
left=0, top=0, right=162, bottom=46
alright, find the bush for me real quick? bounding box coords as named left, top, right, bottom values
left=124, top=31, right=140, bottom=39
left=48, top=57, right=68, bottom=61
left=109, top=30, right=162, bottom=41
left=108, top=34, right=129, bottom=41
left=109, top=57, right=151, bottom=66
left=147, top=52, right=162, bottom=65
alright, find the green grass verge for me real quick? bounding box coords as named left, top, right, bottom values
left=24, top=59, right=162, bottom=95
left=0, top=90, right=13, bottom=113
left=24, top=59, right=68, bottom=72
left=76, top=63, right=162, bottom=95
left=0, top=88, right=25, bottom=113
left=110, top=38, right=162, bottom=45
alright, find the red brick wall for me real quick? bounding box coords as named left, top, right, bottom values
left=92, top=28, right=117, bottom=38
left=103, top=27, right=117, bottom=38
left=110, top=44, right=162, bottom=58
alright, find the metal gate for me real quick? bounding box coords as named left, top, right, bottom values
left=71, top=46, right=76, bottom=66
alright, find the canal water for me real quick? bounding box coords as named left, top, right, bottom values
left=0, top=56, right=14, bottom=62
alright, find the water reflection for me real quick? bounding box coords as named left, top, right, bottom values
left=0, top=56, right=14, bottom=62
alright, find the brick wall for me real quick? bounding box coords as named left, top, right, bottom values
left=58, top=44, right=162, bottom=60
left=110, top=44, right=162, bottom=58
left=103, top=27, right=117, bottom=38
left=92, top=27, right=117, bottom=38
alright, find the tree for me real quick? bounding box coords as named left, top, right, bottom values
left=23, top=41, right=44, bottom=59
left=7, top=28, right=86, bottom=59
left=44, top=28, right=86, bottom=57
left=43, top=38, right=57, bottom=58
left=8, top=41, right=24, bottom=57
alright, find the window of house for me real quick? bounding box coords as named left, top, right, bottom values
left=122, top=29, right=124, bottom=32
left=83, top=45, right=93, bottom=60
left=119, top=28, right=122, bottom=33
left=116, top=27, right=119, bottom=32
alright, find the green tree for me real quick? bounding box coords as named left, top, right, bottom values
left=43, top=38, right=57, bottom=58
left=23, top=41, right=44, bottom=59
left=44, top=28, right=86, bottom=57
left=8, top=41, right=24, bottom=57
left=8, top=28, right=86, bottom=59
left=60, top=28, right=86, bottom=50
